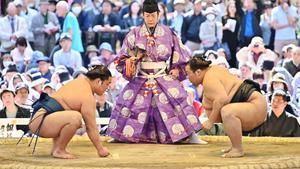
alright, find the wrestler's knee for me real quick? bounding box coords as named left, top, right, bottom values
left=69, top=111, right=82, bottom=128
left=220, top=106, right=233, bottom=121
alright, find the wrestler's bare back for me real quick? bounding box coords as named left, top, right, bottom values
left=202, top=66, right=243, bottom=121
left=51, top=77, right=96, bottom=113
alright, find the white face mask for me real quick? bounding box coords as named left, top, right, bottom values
left=3, top=61, right=13, bottom=68
left=72, top=6, right=82, bottom=15
left=206, top=14, right=216, bottom=21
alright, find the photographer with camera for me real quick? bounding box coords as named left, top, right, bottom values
left=236, top=36, right=277, bottom=70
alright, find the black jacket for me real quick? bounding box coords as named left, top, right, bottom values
left=181, top=12, right=206, bottom=44
left=0, top=105, right=31, bottom=132
left=249, top=111, right=300, bottom=137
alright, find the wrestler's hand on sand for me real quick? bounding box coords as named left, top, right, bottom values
left=203, top=120, right=214, bottom=130
left=169, top=69, right=179, bottom=79
left=98, top=147, right=110, bottom=157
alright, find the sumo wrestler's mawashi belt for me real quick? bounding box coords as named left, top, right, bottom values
left=16, top=93, right=64, bottom=154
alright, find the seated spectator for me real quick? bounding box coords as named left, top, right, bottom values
left=53, top=33, right=83, bottom=71
left=98, top=42, right=116, bottom=66
left=30, top=71, right=48, bottom=98
left=106, top=68, right=125, bottom=106
left=291, top=72, right=300, bottom=115
left=267, top=73, right=297, bottom=117
left=185, top=87, right=204, bottom=117
left=204, top=50, right=218, bottom=62
left=10, top=37, right=33, bottom=72
left=96, top=93, right=113, bottom=135
left=272, top=67, right=294, bottom=94
left=92, top=0, right=121, bottom=51
left=37, top=56, right=52, bottom=82
left=27, top=51, right=43, bottom=71
left=249, top=89, right=300, bottom=137
left=283, top=46, right=300, bottom=77
left=0, top=54, right=14, bottom=70
left=42, top=82, right=56, bottom=95
left=72, top=67, right=88, bottom=79
left=14, top=82, right=32, bottom=109
left=51, top=65, right=73, bottom=90
left=236, top=36, right=277, bottom=70
left=2, top=64, right=18, bottom=88
left=252, top=70, right=267, bottom=93
left=85, top=45, right=99, bottom=66
left=239, top=62, right=253, bottom=80
left=8, top=73, right=26, bottom=89
left=211, top=56, right=230, bottom=69
left=0, top=88, right=30, bottom=133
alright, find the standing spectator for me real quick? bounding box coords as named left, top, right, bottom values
left=83, top=0, right=101, bottom=45
left=169, top=0, right=185, bottom=36
left=0, top=2, right=28, bottom=53
left=48, top=0, right=58, bottom=13
left=19, top=0, right=38, bottom=48
left=119, top=1, right=144, bottom=44
left=181, top=0, right=206, bottom=52
left=53, top=33, right=83, bottom=71
left=239, top=0, right=262, bottom=47
left=271, top=0, right=297, bottom=56
left=199, top=7, right=223, bottom=51
left=222, top=2, right=240, bottom=68
left=250, top=89, right=300, bottom=137
left=93, top=0, right=121, bottom=51
left=70, top=0, right=91, bottom=55
left=260, top=2, right=273, bottom=49
left=31, top=0, right=60, bottom=56
left=158, top=2, right=170, bottom=26
left=283, top=46, right=300, bottom=77
left=14, top=0, right=23, bottom=16
left=56, top=0, right=84, bottom=53
left=0, top=88, right=30, bottom=133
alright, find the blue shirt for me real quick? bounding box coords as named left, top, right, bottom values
left=53, top=49, right=83, bottom=71
left=244, top=11, right=254, bottom=37
left=63, top=12, right=84, bottom=52
left=271, top=5, right=297, bottom=40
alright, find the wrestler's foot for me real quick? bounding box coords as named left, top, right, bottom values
left=221, top=148, right=244, bottom=158
left=221, top=147, right=232, bottom=153
left=52, top=149, right=76, bottom=159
